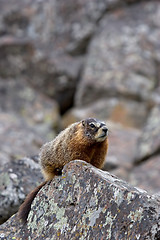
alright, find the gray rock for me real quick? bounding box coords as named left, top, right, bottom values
left=0, top=76, right=60, bottom=135
left=0, top=0, right=151, bottom=113
left=26, top=53, right=83, bottom=113
left=0, top=36, right=33, bottom=78
left=63, top=98, right=148, bottom=128
left=0, top=0, right=83, bottom=113
left=130, top=155, right=160, bottom=195
left=0, top=112, right=45, bottom=166
left=75, top=1, right=160, bottom=112
left=135, top=105, right=160, bottom=163
left=0, top=156, right=43, bottom=224
left=105, top=121, right=140, bottom=172
left=0, top=160, right=160, bottom=239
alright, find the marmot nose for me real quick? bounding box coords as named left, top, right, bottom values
left=102, top=127, right=108, bottom=134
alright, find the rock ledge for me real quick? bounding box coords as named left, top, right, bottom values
left=0, top=160, right=160, bottom=240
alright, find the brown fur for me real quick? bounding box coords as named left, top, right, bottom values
left=18, top=118, right=108, bottom=223
left=18, top=181, right=47, bottom=223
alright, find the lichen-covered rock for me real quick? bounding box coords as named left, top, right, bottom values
left=0, top=160, right=159, bottom=239
left=135, top=105, right=160, bottom=163
left=0, top=156, right=43, bottom=224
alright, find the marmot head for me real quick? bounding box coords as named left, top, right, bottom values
left=81, top=118, right=108, bottom=142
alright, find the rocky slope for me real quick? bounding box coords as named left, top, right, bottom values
left=0, top=161, right=160, bottom=239
left=0, top=0, right=160, bottom=225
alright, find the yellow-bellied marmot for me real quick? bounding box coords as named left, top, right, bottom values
left=18, top=118, right=108, bottom=223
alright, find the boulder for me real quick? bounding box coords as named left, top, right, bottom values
left=75, top=1, right=160, bottom=125
left=0, top=75, right=60, bottom=136
left=0, top=160, right=160, bottom=239
left=26, top=53, right=83, bottom=113
left=135, top=105, right=160, bottom=163
left=0, top=156, right=43, bottom=224
left=130, top=155, right=160, bottom=195
left=0, top=0, right=130, bottom=54
left=103, top=122, right=140, bottom=178
left=0, top=36, right=33, bottom=78
left=0, top=112, right=45, bottom=167
left=0, top=0, right=83, bottom=113
left=63, top=98, right=147, bottom=128
left=0, top=36, right=61, bottom=139
left=0, top=0, right=151, bottom=113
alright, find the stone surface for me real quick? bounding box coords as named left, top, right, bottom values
left=0, top=0, right=154, bottom=113
left=0, top=76, right=60, bottom=136
left=0, top=0, right=127, bottom=53
left=0, top=156, right=43, bottom=224
left=135, top=105, right=160, bottom=163
left=0, top=0, right=83, bottom=113
left=0, top=36, right=33, bottom=78
left=0, top=161, right=160, bottom=239
left=1, top=1, right=160, bottom=236
left=130, top=155, right=160, bottom=195
left=0, top=112, right=45, bottom=166
left=75, top=1, right=160, bottom=124
left=104, top=122, right=140, bottom=172
left=26, top=54, right=83, bottom=113
left=63, top=98, right=147, bottom=128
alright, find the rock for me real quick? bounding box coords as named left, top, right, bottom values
left=135, top=105, right=160, bottom=163
left=27, top=54, right=83, bottom=114
left=0, top=36, right=33, bottom=78
left=75, top=1, right=160, bottom=123
left=0, top=76, right=60, bottom=137
left=130, top=155, right=160, bottom=195
left=104, top=122, right=140, bottom=175
left=53, top=0, right=139, bottom=56
left=63, top=98, right=147, bottom=128
left=0, top=112, right=45, bottom=166
left=0, top=156, right=43, bottom=224
left=0, top=160, right=160, bottom=239
left=0, top=0, right=152, bottom=113
left=0, top=0, right=84, bottom=113
left=0, top=0, right=123, bottom=54
left=0, top=34, right=77, bottom=114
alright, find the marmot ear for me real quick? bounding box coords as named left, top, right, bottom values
left=82, top=120, right=85, bottom=127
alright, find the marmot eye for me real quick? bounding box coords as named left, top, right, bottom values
left=82, top=120, right=85, bottom=127
left=89, top=123, right=95, bottom=128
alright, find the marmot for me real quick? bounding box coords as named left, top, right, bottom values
left=18, top=118, right=108, bottom=223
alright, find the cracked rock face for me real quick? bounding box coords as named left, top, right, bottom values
left=0, top=160, right=160, bottom=239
